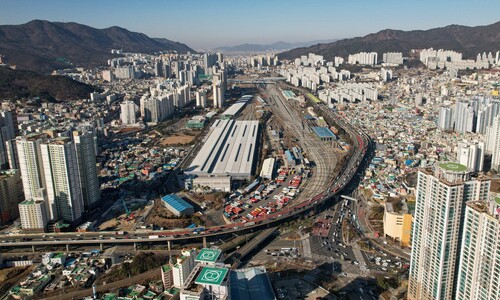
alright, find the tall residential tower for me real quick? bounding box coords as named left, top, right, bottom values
left=73, top=130, right=100, bottom=209
left=408, top=162, right=490, bottom=300
left=455, top=198, right=500, bottom=300
left=41, top=137, right=84, bottom=223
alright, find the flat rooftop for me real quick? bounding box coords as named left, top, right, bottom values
left=221, top=102, right=246, bottom=117
left=187, top=119, right=259, bottom=179
left=438, top=162, right=467, bottom=172
left=312, top=126, right=337, bottom=139
left=195, top=266, right=229, bottom=286
left=195, top=248, right=221, bottom=263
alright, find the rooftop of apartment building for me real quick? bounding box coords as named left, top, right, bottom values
left=385, top=198, right=410, bottom=215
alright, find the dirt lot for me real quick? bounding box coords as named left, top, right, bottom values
left=491, top=178, right=500, bottom=193
left=160, top=134, right=196, bottom=146
left=98, top=213, right=137, bottom=232
left=145, top=200, right=191, bottom=229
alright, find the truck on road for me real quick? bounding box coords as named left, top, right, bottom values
left=193, top=227, right=205, bottom=234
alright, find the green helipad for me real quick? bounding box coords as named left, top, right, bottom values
left=495, top=197, right=500, bottom=205
left=195, top=248, right=221, bottom=263
left=195, top=266, right=228, bottom=286
left=439, top=162, right=467, bottom=172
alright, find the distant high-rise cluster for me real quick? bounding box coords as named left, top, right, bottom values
left=437, top=97, right=500, bottom=134
left=247, top=55, right=277, bottom=68
left=419, top=48, right=498, bottom=70
left=347, top=52, right=378, bottom=66
left=139, top=84, right=190, bottom=123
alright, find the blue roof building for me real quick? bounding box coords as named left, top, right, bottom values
left=312, top=126, right=337, bottom=141
left=285, top=150, right=296, bottom=166
left=161, top=194, right=194, bottom=217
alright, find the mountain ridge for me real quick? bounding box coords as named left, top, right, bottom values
left=0, top=66, right=96, bottom=102
left=279, top=22, right=500, bottom=61
left=0, top=20, right=195, bottom=72
left=214, top=39, right=338, bottom=52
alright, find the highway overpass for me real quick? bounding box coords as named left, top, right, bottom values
left=0, top=100, right=370, bottom=256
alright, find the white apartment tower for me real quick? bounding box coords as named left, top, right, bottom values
left=41, top=137, right=84, bottom=223
left=455, top=199, right=500, bottom=300
left=120, top=101, right=137, bottom=125
left=408, top=162, right=490, bottom=300
left=16, top=133, right=48, bottom=201
left=172, top=249, right=197, bottom=288
left=19, top=197, right=48, bottom=232
left=456, top=140, right=484, bottom=172
left=486, top=115, right=500, bottom=171
left=196, top=90, right=207, bottom=108
left=438, top=107, right=454, bottom=131
left=213, top=81, right=224, bottom=109
left=73, top=130, right=100, bottom=209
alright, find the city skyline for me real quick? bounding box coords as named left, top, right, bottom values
left=0, top=0, right=499, bottom=49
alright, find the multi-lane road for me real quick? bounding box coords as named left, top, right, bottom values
left=1, top=83, right=370, bottom=255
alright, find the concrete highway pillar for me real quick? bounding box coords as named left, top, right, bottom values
left=99, top=243, right=103, bottom=251
left=167, top=240, right=171, bottom=251
left=32, top=245, right=35, bottom=253
left=203, top=236, right=207, bottom=248
left=134, top=242, right=137, bottom=251
left=66, top=244, right=69, bottom=252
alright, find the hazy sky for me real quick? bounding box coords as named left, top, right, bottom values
left=0, top=0, right=498, bottom=49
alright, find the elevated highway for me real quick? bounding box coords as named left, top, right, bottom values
left=0, top=89, right=370, bottom=253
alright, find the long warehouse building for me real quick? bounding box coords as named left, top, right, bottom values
left=187, top=119, right=260, bottom=181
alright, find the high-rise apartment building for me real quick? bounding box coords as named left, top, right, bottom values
left=161, top=265, right=174, bottom=289
left=73, top=130, right=100, bottom=209
left=41, top=137, right=84, bottom=223
left=18, top=194, right=48, bottom=232
left=486, top=115, right=500, bottom=171
left=120, top=101, right=137, bottom=125
left=16, top=133, right=48, bottom=201
left=456, top=140, right=484, bottom=172
left=438, top=107, right=454, bottom=131
left=172, top=249, right=197, bottom=288
left=408, top=162, right=490, bottom=300
left=213, top=81, right=224, bottom=109
left=141, top=92, right=175, bottom=123
left=0, top=110, right=16, bottom=169
left=455, top=199, right=500, bottom=300
left=203, top=53, right=218, bottom=72
left=382, top=52, right=404, bottom=65
left=196, top=90, right=207, bottom=108
left=0, top=169, right=24, bottom=224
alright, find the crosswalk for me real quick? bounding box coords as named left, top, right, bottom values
left=352, top=244, right=370, bottom=276
left=301, top=235, right=313, bottom=259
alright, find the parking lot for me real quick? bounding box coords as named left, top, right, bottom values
left=223, top=154, right=312, bottom=224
